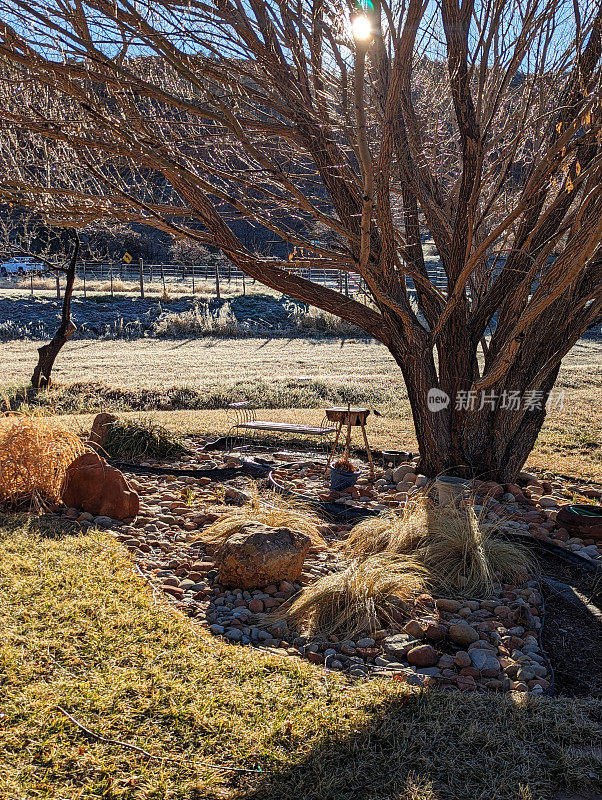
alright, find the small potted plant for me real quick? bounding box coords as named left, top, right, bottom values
left=330, top=456, right=360, bottom=491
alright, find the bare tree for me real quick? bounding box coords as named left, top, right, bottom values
left=0, top=0, right=599, bottom=480
left=0, top=211, right=81, bottom=387
left=29, top=233, right=79, bottom=389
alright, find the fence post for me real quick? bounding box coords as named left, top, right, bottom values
left=344, top=270, right=349, bottom=296
left=139, top=257, right=145, bottom=299
left=55, top=271, right=61, bottom=300
left=30, top=272, right=34, bottom=296
left=191, top=264, right=195, bottom=295
left=150, top=263, right=154, bottom=283
left=83, top=262, right=87, bottom=299
left=242, top=272, right=246, bottom=296
left=110, top=269, right=114, bottom=298
left=160, top=264, right=166, bottom=295
left=215, top=262, right=221, bottom=300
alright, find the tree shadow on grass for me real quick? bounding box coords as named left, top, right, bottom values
left=0, top=510, right=81, bottom=539
left=29, top=514, right=82, bottom=539
left=236, top=690, right=602, bottom=800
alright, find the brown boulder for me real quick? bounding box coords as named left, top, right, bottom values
left=216, top=522, right=311, bottom=589
left=62, top=451, right=139, bottom=520
left=89, top=413, right=118, bottom=453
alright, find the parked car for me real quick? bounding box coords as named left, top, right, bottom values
left=0, top=256, right=45, bottom=276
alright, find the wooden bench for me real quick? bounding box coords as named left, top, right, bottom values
left=227, top=402, right=336, bottom=448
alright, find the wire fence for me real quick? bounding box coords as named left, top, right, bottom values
left=6, top=258, right=449, bottom=301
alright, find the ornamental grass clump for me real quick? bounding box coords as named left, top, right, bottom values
left=344, top=496, right=430, bottom=559
left=274, top=553, right=428, bottom=639
left=344, top=496, right=533, bottom=598
left=0, top=414, right=86, bottom=507
left=197, top=483, right=325, bottom=550
left=104, top=417, right=187, bottom=460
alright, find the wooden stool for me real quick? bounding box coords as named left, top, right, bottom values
left=324, top=406, right=374, bottom=478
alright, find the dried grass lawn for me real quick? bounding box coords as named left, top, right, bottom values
left=1, top=336, right=600, bottom=479
left=0, top=339, right=602, bottom=480
left=1, top=516, right=601, bottom=800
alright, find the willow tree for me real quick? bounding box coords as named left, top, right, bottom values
left=0, top=0, right=600, bottom=480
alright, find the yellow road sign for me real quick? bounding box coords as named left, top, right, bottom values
left=123, top=252, right=132, bottom=264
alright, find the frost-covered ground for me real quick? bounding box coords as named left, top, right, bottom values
left=0, top=292, right=356, bottom=341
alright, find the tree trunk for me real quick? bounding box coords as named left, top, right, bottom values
left=388, top=334, right=562, bottom=483
left=31, top=236, right=79, bottom=389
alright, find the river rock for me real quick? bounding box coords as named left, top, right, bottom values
left=449, top=623, right=479, bottom=646
left=469, top=649, right=501, bottom=675
left=407, top=644, right=439, bottom=667
left=382, top=633, right=418, bottom=660
left=436, top=598, right=462, bottom=613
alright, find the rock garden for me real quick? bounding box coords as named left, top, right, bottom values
left=1, top=413, right=601, bottom=698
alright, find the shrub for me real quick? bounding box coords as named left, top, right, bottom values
left=153, top=303, right=247, bottom=338
left=274, top=553, right=428, bottom=639
left=344, top=498, right=429, bottom=559
left=0, top=414, right=86, bottom=507
left=104, top=418, right=187, bottom=460
left=344, top=496, right=533, bottom=597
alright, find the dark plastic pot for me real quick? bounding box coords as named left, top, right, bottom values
left=330, top=466, right=360, bottom=491
left=556, top=504, right=602, bottom=541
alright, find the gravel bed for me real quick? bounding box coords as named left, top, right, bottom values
left=42, top=447, right=602, bottom=696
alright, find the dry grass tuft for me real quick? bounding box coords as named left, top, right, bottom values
left=0, top=414, right=86, bottom=507
left=345, top=496, right=533, bottom=598
left=345, top=497, right=430, bottom=559
left=104, top=417, right=187, bottom=460
left=274, top=553, right=428, bottom=639
left=197, top=484, right=325, bottom=549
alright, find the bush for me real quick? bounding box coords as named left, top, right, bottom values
left=103, top=418, right=187, bottom=460
left=273, top=553, right=428, bottom=639
left=0, top=415, right=86, bottom=507
left=197, top=484, right=325, bottom=550
left=344, top=496, right=533, bottom=597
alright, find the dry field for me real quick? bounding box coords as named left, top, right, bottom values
left=0, top=276, right=276, bottom=299
left=1, top=336, right=393, bottom=391
left=3, top=520, right=600, bottom=800
left=2, top=335, right=600, bottom=479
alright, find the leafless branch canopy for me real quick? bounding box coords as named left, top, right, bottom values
left=0, top=0, right=600, bottom=477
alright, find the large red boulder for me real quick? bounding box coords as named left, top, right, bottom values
left=62, top=451, right=139, bottom=520
left=88, top=412, right=118, bottom=453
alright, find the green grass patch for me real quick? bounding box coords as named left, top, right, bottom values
left=1, top=515, right=601, bottom=799
left=536, top=423, right=602, bottom=463
left=2, top=378, right=401, bottom=415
